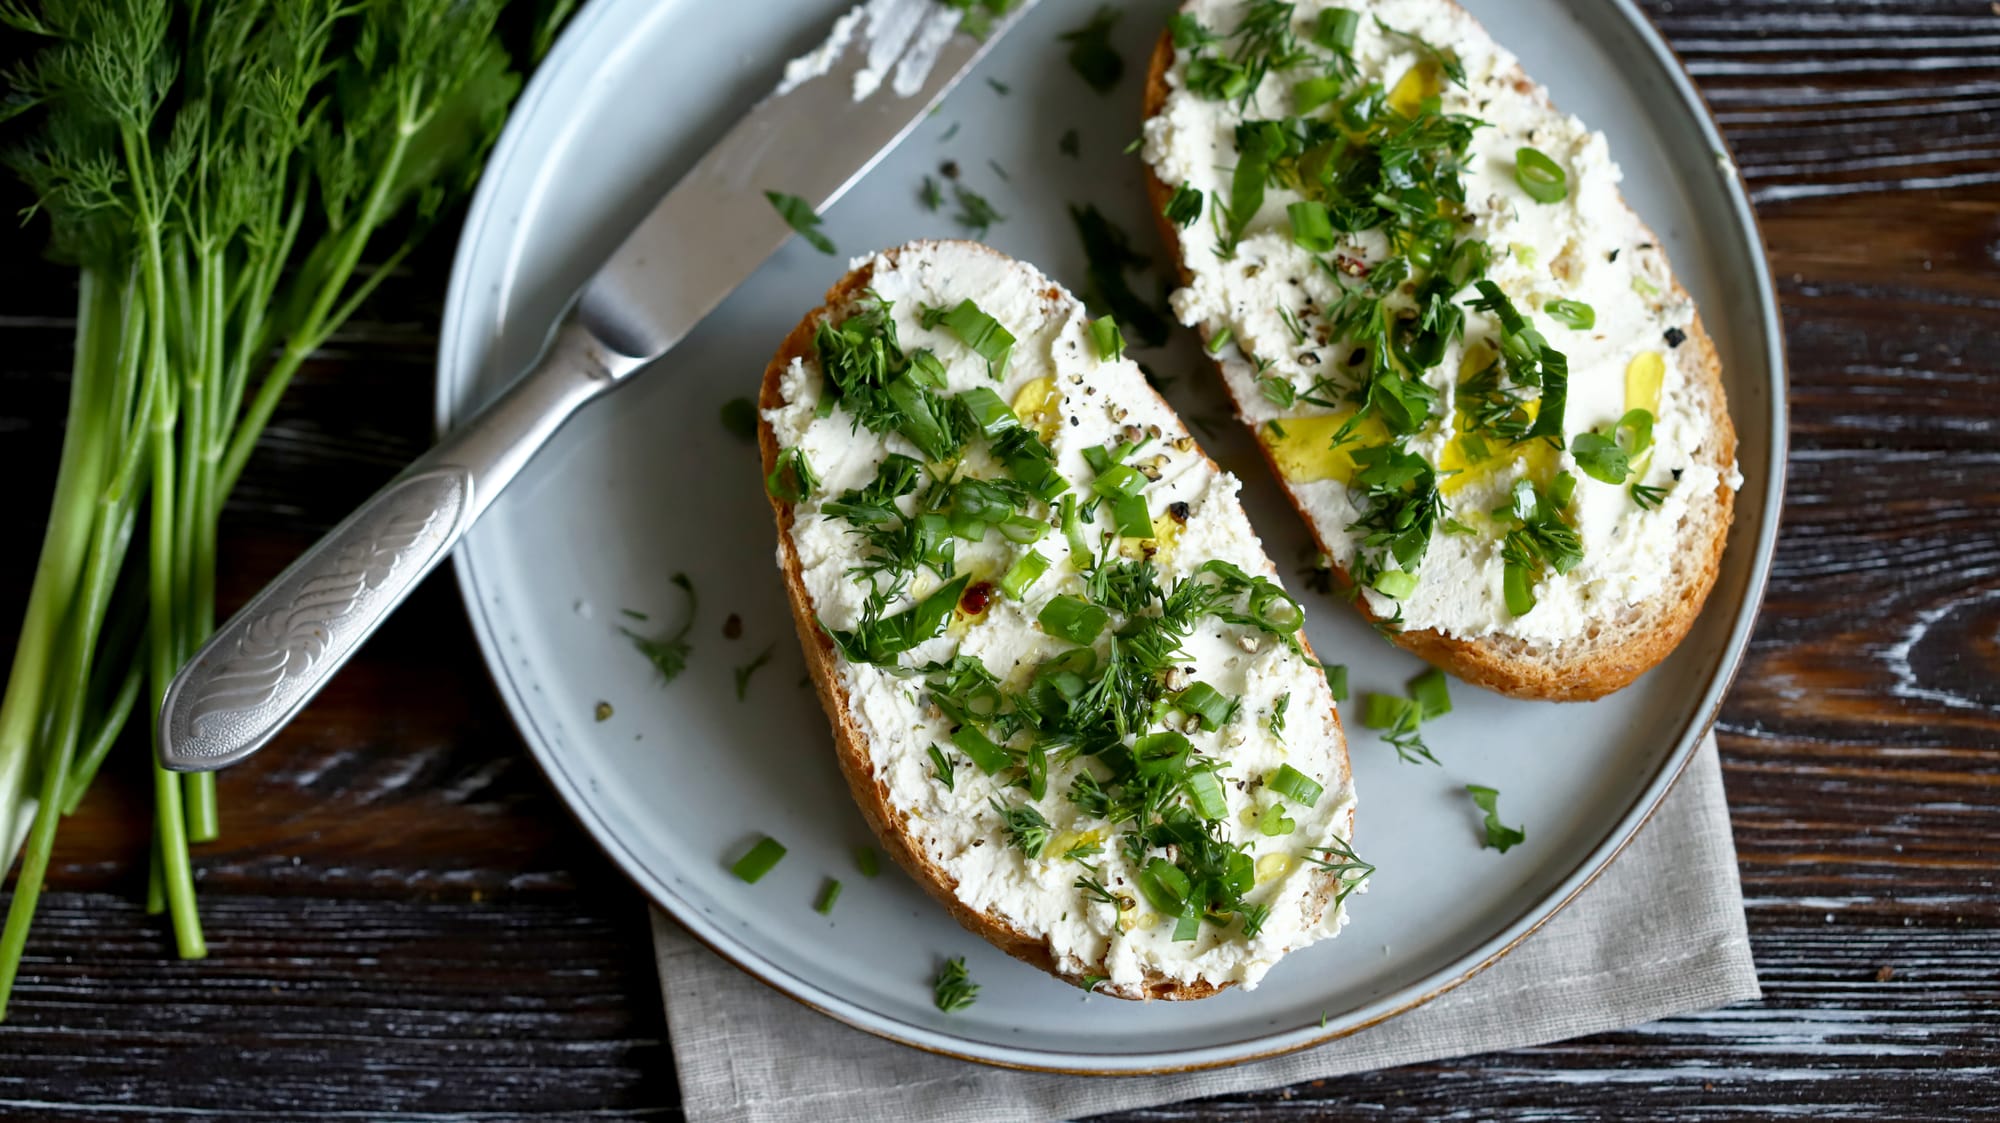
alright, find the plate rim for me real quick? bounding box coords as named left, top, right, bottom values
left=434, top=0, right=1788, bottom=1074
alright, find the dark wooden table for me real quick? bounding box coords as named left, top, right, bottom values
left=2, top=1, right=1996, bottom=1118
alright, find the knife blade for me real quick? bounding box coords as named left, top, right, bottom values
left=579, top=0, right=1025, bottom=357
left=157, top=0, right=1035, bottom=772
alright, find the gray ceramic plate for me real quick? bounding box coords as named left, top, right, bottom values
left=435, top=0, right=1783, bottom=1073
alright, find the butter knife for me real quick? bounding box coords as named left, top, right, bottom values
left=158, top=0, right=1035, bottom=772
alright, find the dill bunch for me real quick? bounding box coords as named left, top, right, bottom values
left=0, top=0, right=557, bottom=1016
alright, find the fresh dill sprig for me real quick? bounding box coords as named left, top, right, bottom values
left=933, top=956, right=980, bottom=1012
left=1303, top=835, right=1375, bottom=907
left=991, top=797, right=1053, bottom=859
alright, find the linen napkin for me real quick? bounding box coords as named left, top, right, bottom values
left=651, top=732, right=1756, bottom=1123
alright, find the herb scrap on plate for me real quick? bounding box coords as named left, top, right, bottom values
left=933, top=956, right=980, bottom=1012
left=1466, top=785, right=1525, bottom=853
left=766, top=190, right=837, bottom=255
left=625, top=574, right=697, bottom=684
left=1060, top=6, right=1126, bottom=94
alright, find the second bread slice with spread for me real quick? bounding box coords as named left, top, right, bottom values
left=1140, top=0, right=1741, bottom=700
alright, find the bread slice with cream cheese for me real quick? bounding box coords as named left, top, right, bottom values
left=1140, top=0, right=1739, bottom=701
left=758, top=240, right=1364, bottom=999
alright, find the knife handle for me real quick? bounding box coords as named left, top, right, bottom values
left=157, top=315, right=647, bottom=772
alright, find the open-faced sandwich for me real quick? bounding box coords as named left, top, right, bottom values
left=1140, top=0, right=1741, bottom=701
left=758, top=240, right=1366, bottom=998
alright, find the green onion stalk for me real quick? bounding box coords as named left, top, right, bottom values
left=0, top=0, right=553, bottom=1017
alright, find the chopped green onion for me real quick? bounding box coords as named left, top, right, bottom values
left=952, top=726, right=1013, bottom=775
left=1132, top=731, right=1191, bottom=778
left=1286, top=200, right=1337, bottom=253
left=1551, top=470, right=1579, bottom=510
left=1545, top=299, right=1595, bottom=329
left=730, top=836, right=787, bottom=883
left=1615, top=410, right=1656, bottom=459
left=949, top=511, right=987, bottom=541
left=999, top=550, right=1050, bottom=600
left=1206, top=325, right=1234, bottom=354
left=993, top=428, right=1068, bottom=501
left=1514, top=147, right=1568, bottom=204
left=1176, top=682, right=1233, bottom=731
left=1256, top=801, right=1297, bottom=837
left=1110, top=493, right=1154, bottom=539
left=931, top=298, right=1015, bottom=378
left=997, top=514, right=1049, bottom=544
left=1185, top=770, right=1229, bottom=820
left=1138, top=857, right=1191, bottom=914
left=1571, top=431, right=1630, bottom=485
left=1504, top=563, right=1538, bottom=617
left=1327, top=664, right=1349, bottom=703
left=1171, top=908, right=1201, bottom=942
left=855, top=847, right=881, bottom=878
left=815, top=878, right=843, bottom=915
left=1408, top=668, right=1453, bottom=719
left=1313, top=8, right=1360, bottom=52
left=765, top=190, right=836, bottom=253
left=1362, top=693, right=1414, bottom=730
left=1059, top=495, right=1093, bottom=568
left=1088, top=316, right=1127, bottom=361
left=1092, top=463, right=1146, bottom=499
left=1467, top=785, right=1525, bottom=853
left=908, top=349, right=949, bottom=387
left=1575, top=412, right=1649, bottom=485
left=1039, top=595, right=1109, bottom=646
left=959, top=386, right=1019, bottom=436
left=1293, top=75, right=1342, bottom=113
left=1373, top=570, right=1418, bottom=600
left=1269, top=764, right=1323, bottom=808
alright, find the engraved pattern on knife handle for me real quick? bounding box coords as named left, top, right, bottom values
left=163, top=469, right=471, bottom=767
left=185, top=507, right=437, bottom=736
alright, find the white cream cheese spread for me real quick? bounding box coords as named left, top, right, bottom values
left=775, top=0, right=963, bottom=102
left=765, top=242, right=1361, bottom=991
left=1142, top=0, right=1740, bottom=645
